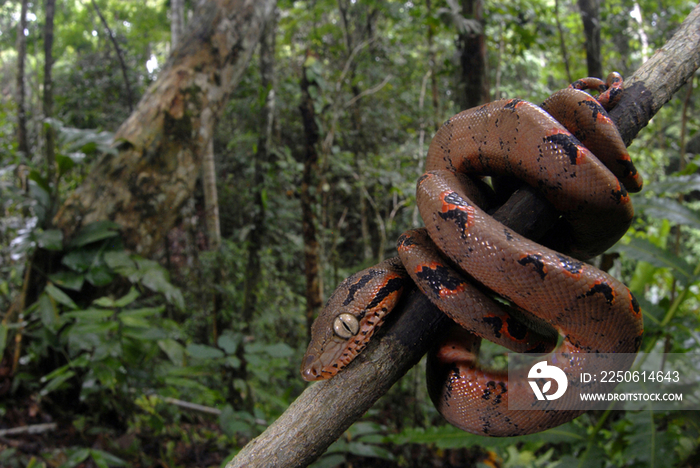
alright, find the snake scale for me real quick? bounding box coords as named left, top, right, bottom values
left=301, top=74, right=644, bottom=436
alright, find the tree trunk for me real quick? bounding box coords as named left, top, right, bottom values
left=427, top=0, right=440, bottom=131
left=53, top=0, right=277, bottom=257
left=44, top=0, right=56, bottom=205
left=226, top=5, right=700, bottom=466
left=202, top=138, right=221, bottom=250
left=242, top=13, right=277, bottom=328
left=16, top=0, right=29, bottom=157
left=457, top=0, right=488, bottom=110
left=171, top=0, right=185, bottom=50
left=299, top=53, right=324, bottom=335
left=578, top=0, right=603, bottom=78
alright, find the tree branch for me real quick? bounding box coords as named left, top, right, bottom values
left=91, top=0, right=134, bottom=112
left=227, top=5, right=700, bottom=467
left=343, top=74, right=392, bottom=109
left=0, top=423, right=57, bottom=437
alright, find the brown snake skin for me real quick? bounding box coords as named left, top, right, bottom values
left=301, top=74, right=644, bottom=436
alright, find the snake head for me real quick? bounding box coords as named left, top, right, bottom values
left=301, top=258, right=407, bottom=381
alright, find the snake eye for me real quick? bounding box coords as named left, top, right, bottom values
left=333, top=313, right=360, bottom=339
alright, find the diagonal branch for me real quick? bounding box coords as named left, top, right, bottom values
left=227, top=5, right=700, bottom=468
left=90, top=0, right=134, bottom=112
left=343, top=74, right=392, bottom=109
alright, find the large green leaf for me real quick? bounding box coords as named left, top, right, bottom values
left=46, top=118, right=116, bottom=156
left=218, top=331, right=242, bottom=355
left=69, top=321, right=119, bottom=336
left=28, top=169, right=50, bottom=194
left=89, top=449, right=127, bottom=468
left=45, top=283, right=79, bottom=309
left=622, top=412, right=679, bottom=467
left=187, top=343, right=225, bottom=359
left=331, top=440, right=394, bottom=461
left=92, top=287, right=140, bottom=308
left=49, top=270, right=85, bottom=291
left=122, top=326, right=167, bottom=340
left=111, top=287, right=141, bottom=308
left=219, top=405, right=254, bottom=437
left=634, top=197, right=700, bottom=230
left=119, top=305, right=163, bottom=318
left=63, top=308, right=114, bottom=321
left=86, top=263, right=115, bottom=287
left=158, top=339, right=185, bottom=366
left=103, top=251, right=138, bottom=278
left=309, top=454, right=346, bottom=468
left=118, top=315, right=152, bottom=329
left=635, top=295, right=665, bottom=325
left=34, top=229, right=64, bottom=250
left=138, top=265, right=184, bottom=310
left=611, top=237, right=695, bottom=285
left=58, top=448, right=91, bottom=468
left=40, top=369, right=76, bottom=397
left=643, top=174, right=700, bottom=194
left=56, top=153, right=75, bottom=177
left=62, top=245, right=101, bottom=272
left=69, top=220, right=121, bottom=248
left=0, top=323, right=7, bottom=357
left=262, top=343, right=294, bottom=358
left=37, top=293, right=60, bottom=330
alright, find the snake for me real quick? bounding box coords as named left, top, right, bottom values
left=301, top=74, right=644, bottom=436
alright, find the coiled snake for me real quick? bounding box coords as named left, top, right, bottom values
left=301, top=74, right=644, bottom=436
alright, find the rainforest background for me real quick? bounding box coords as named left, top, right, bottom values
left=0, top=0, right=699, bottom=466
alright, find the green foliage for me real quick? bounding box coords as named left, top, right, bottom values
left=1, top=0, right=699, bottom=466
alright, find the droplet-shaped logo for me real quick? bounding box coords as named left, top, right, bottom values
left=528, top=361, right=568, bottom=400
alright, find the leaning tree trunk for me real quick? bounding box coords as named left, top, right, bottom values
left=578, top=0, right=603, bottom=79
left=226, top=5, right=700, bottom=467
left=53, top=0, right=276, bottom=256
left=16, top=0, right=29, bottom=157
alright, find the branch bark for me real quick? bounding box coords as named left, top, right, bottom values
left=53, top=0, right=276, bottom=256
left=226, top=4, right=700, bottom=467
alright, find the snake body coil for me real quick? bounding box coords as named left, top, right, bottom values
left=302, top=76, right=644, bottom=436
